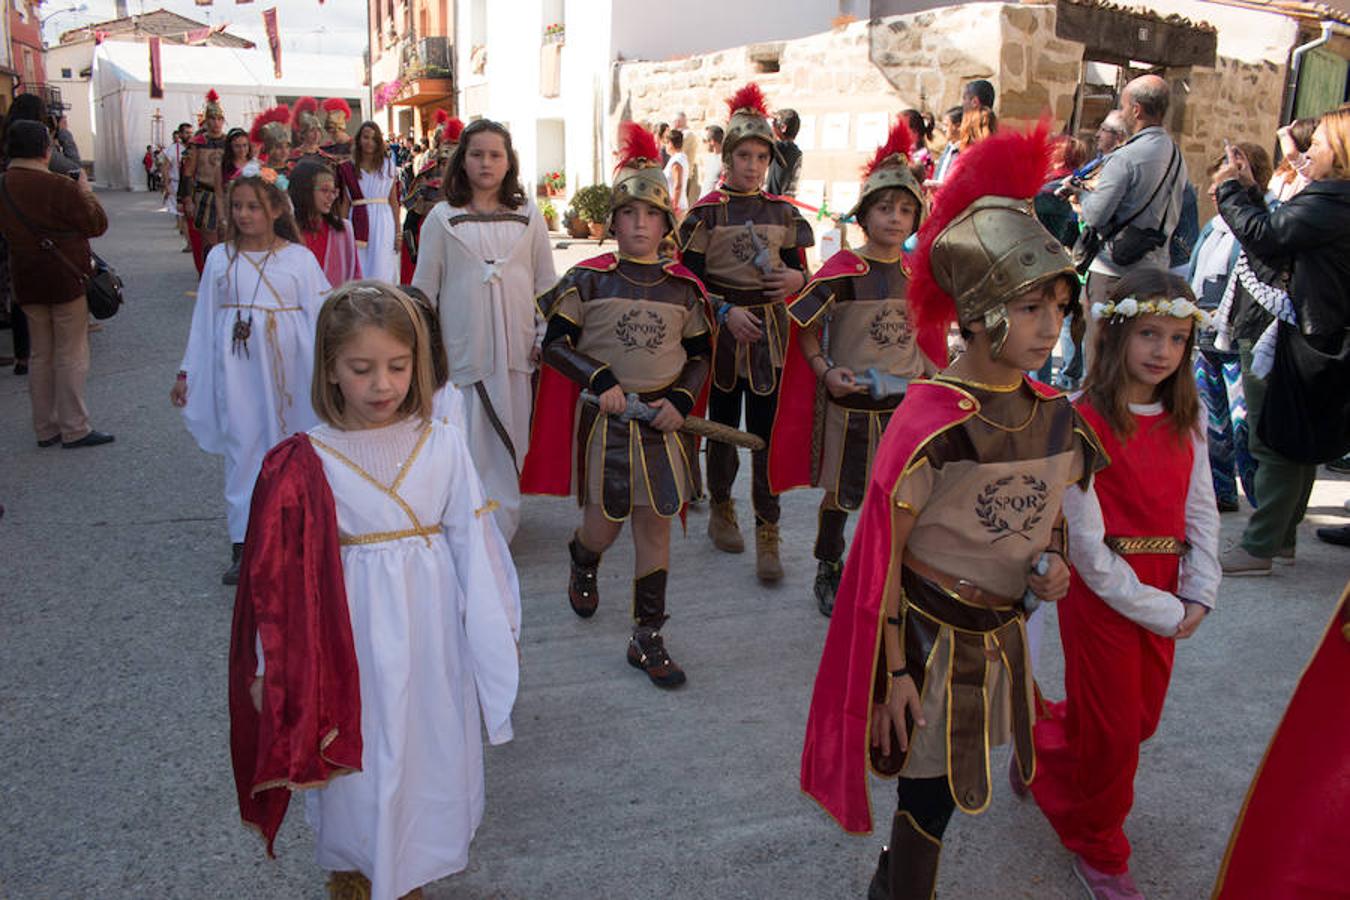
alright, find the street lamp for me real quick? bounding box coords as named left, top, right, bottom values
left=40, top=2, right=89, bottom=27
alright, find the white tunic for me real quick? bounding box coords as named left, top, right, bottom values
left=179, top=242, right=329, bottom=541
left=353, top=157, right=400, bottom=283
left=411, top=200, right=557, bottom=541
left=302, top=417, right=520, bottom=900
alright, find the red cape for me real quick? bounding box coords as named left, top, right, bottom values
left=768, top=250, right=949, bottom=496
left=1212, top=581, right=1350, bottom=899
left=799, top=376, right=1062, bottom=833
left=229, top=435, right=362, bottom=856
left=520, top=253, right=712, bottom=498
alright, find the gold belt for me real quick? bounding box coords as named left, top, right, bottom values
left=340, top=524, right=442, bottom=547
left=351, top=198, right=389, bottom=206
left=1105, top=536, right=1189, bottom=556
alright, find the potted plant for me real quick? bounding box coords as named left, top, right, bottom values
left=539, top=198, right=558, bottom=231
left=573, top=183, right=611, bottom=240
left=541, top=170, right=565, bottom=198
left=563, top=207, right=589, bottom=239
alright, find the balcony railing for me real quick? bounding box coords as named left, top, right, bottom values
left=401, top=36, right=452, bottom=81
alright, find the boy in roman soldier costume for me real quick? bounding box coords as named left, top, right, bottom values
left=770, top=120, right=945, bottom=617
left=799, top=123, right=1106, bottom=899
left=288, top=97, right=331, bottom=170
left=320, top=97, right=354, bottom=164
left=249, top=104, right=292, bottom=188
left=179, top=90, right=229, bottom=273
left=522, top=122, right=712, bottom=689
left=678, top=83, right=813, bottom=582
left=401, top=110, right=462, bottom=282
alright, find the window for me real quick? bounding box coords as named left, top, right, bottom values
left=22, top=48, right=35, bottom=85
left=61, top=68, right=73, bottom=79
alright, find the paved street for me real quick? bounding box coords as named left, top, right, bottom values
left=1, top=190, right=1347, bottom=899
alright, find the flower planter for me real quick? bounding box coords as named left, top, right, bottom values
left=587, top=221, right=605, bottom=240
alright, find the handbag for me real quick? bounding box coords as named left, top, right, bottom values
left=0, top=175, right=123, bottom=319
left=1257, top=321, right=1350, bottom=464
left=1073, top=142, right=1181, bottom=274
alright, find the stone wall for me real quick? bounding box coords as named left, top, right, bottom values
left=613, top=2, right=1296, bottom=237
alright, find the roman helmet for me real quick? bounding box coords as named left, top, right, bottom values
left=321, top=97, right=352, bottom=137
left=908, top=121, right=1080, bottom=357
left=290, top=96, right=322, bottom=145
left=610, top=120, right=676, bottom=235
left=202, top=88, right=224, bottom=121
left=849, top=118, right=925, bottom=228
left=249, top=104, right=291, bottom=163
left=721, top=82, right=783, bottom=167
left=432, top=110, right=464, bottom=153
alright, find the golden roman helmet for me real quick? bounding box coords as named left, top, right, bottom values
left=849, top=119, right=925, bottom=226
left=909, top=122, right=1080, bottom=358
left=722, top=83, right=784, bottom=168
left=202, top=89, right=224, bottom=120
left=930, top=196, right=1078, bottom=353
left=610, top=121, right=677, bottom=235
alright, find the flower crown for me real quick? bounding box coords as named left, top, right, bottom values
left=1090, top=296, right=1212, bottom=328
left=239, top=160, right=288, bottom=191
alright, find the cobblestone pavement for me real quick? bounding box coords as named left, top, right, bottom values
left=1, top=190, right=1346, bottom=899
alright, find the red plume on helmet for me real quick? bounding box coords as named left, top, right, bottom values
left=726, top=82, right=770, bottom=117
left=249, top=104, right=290, bottom=144
left=907, top=118, right=1056, bottom=340
left=861, top=119, right=916, bottom=180
left=442, top=117, right=464, bottom=143
left=205, top=89, right=220, bottom=103
left=321, top=97, right=352, bottom=117
left=433, top=109, right=451, bottom=127
left=614, top=120, right=661, bottom=174
left=291, top=96, right=319, bottom=126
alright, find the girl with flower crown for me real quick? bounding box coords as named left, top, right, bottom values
left=1026, top=267, right=1221, bottom=898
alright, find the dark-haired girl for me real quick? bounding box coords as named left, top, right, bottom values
left=1028, top=268, right=1221, bottom=897
left=214, top=128, right=253, bottom=235
left=289, top=159, right=361, bottom=289
left=171, top=172, right=329, bottom=583
left=338, top=121, right=400, bottom=283
left=410, top=119, right=556, bottom=541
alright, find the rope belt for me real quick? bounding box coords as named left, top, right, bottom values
left=220, top=303, right=304, bottom=433
left=340, top=524, right=442, bottom=547
left=1105, top=536, right=1190, bottom=556
left=351, top=197, right=389, bottom=206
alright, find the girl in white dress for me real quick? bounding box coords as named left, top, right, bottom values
left=171, top=168, right=329, bottom=583
left=340, top=121, right=401, bottom=283
left=411, top=119, right=556, bottom=542
left=230, top=282, right=520, bottom=900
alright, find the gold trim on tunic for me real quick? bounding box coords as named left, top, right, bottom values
left=1104, top=536, right=1189, bottom=555
left=340, top=524, right=443, bottom=546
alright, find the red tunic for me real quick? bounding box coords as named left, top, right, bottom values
left=1030, top=402, right=1192, bottom=873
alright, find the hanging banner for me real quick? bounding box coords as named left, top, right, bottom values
left=149, top=36, right=164, bottom=99
left=262, top=7, right=282, bottom=78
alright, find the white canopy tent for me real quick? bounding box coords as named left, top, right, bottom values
left=90, top=41, right=367, bottom=190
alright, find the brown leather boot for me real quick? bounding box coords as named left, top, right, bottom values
left=707, top=499, right=745, bottom=553
left=755, top=522, right=784, bottom=583
left=567, top=534, right=601, bottom=618
left=627, top=627, right=687, bottom=689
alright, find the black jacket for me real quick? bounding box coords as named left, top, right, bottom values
left=1217, top=177, right=1350, bottom=343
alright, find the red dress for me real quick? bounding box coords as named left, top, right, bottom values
left=1030, top=402, right=1192, bottom=874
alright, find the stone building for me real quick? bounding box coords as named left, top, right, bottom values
left=613, top=0, right=1350, bottom=234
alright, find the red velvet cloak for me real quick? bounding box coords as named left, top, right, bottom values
left=799, top=376, right=1064, bottom=834
left=767, top=250, right=949, bottom=496
left=228, top=434, right=363, bottom=857
left=519, top=253, right=713, bottom=498
left=1211, top=581, right=1350, bottom=899
left=334, top=160, right=369, bottom=244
